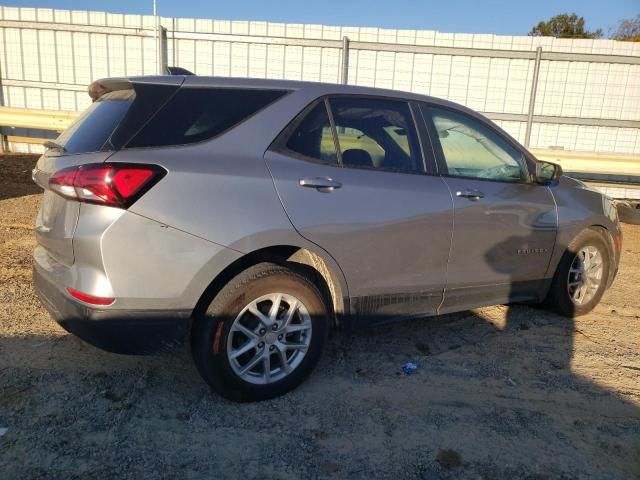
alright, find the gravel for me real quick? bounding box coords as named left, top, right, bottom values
left=1, top=154, right=639, bottom=479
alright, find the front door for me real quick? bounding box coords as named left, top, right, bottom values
left=266, top=96, right=453, bottom=321
left=421, top=105, right=557, bottom=311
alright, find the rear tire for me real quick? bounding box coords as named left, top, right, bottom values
left=191, top=262, right=328, bottom=402
left=545, top=229, right=611, bottom=317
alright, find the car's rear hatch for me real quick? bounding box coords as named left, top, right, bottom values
left=32, top=76, right=184, bottom=266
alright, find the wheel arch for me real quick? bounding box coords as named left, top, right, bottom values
left=549, top=223, right=619, bottom=288
left=192, top=244, right=349, bottom=328
left=587, top=224, right=620, bottom=288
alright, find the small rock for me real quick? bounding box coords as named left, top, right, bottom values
left=312, top=430, right=328, bottom=440
left=436, top=449, right=462, bottom=469
left=321, top=462, right=339, bottom=474
left=103, top=391, right=122, bottom=402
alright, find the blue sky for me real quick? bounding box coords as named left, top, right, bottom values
left=3, top=0, right=638, bottom=36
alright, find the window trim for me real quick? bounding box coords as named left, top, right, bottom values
left=324, top=97, right=343, bottom=165
left=420, top=103, right=537, bottom=185
left=410, top=101, right=439, bottom=176
left=270, top=93, right=434, bottom=177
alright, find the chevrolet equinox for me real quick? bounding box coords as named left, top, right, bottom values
left=33, top=76, right=621, bottom=401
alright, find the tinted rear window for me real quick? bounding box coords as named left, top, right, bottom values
left=126, top=88, right=287, bottom=148
left=55, top=89, right=134, bottom=154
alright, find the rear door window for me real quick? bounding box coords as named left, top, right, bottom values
left=126, top=88, right=287, bottom=148
left=329, top=97, right=423, bottom=173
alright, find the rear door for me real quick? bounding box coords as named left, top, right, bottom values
left=420, top=105, right=557, bottom=311
left=265, top=96, right=453, bottom=321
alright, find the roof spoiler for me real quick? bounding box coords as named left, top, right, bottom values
left=166, top=66, right=195, bottom=76
left=88, top=78, right=132, bottom=101
left=88, top=73, right=190, bottom=102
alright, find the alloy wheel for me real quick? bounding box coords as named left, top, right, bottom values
left=226, top=293, right=312, bottom=385
left=567, top=245, right=604, bottom=306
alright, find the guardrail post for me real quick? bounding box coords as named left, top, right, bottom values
left=341, top=36, right=350, bottom=84
left=524, top=46, right=542, bottom=148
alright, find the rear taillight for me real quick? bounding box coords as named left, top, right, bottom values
left=66, top=288, right=114, bottom=306
left=49, top=163, right=165, bottom=208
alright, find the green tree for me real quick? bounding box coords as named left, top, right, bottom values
left=610, top=15, right=640, bottom=41
left=529, top=13, right=603, bottom=39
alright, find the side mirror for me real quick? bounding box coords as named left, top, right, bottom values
left=535, top=161, right=562, bottom=185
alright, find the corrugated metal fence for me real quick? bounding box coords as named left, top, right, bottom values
left=1, top=5, right=639, bottom=157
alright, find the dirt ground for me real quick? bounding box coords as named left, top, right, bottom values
left=0, top=154, right=638, bottom=479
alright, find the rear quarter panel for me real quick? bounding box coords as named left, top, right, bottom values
left=105, top=87, right=351, bottom=309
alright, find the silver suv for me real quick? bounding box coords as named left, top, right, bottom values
left=33, top=76, right=621, bottom=401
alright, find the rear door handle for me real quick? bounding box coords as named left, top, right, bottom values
left=299, top=177, right=342, bottom=192
left=456, top=189, right=485, bottom=201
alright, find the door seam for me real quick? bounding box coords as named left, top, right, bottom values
left=436, top=176, right=456, bottom=315
left=261, top=152, right=352, bottom=302
left=542, top=185, right=561, bottom=280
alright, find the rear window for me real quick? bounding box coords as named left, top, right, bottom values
left=55, top=89, right=134, bottom=154
left=125, top=88, right=287, bottom=148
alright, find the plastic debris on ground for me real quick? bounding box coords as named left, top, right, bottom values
left=401, top=362, right=420, bottom=375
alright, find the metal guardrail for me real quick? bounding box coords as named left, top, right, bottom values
left=0, top=106, right=77, bottom=132
left=532, top=149, right=640, bottom=176
left=0, top=106, right=77, bottom=151
left=2, top=106, right=638, bottom=176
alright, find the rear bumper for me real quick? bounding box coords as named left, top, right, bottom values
left=33, top=258, right=190, bottom=355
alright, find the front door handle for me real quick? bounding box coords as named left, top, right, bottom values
left=299, top=177, right=342, bottom=192
left=456, top=189, right=485, bottom=201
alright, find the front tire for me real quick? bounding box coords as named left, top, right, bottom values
left=546, top=229, right=611, bottom=317
left=191, top=262, right=329, bottom=402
